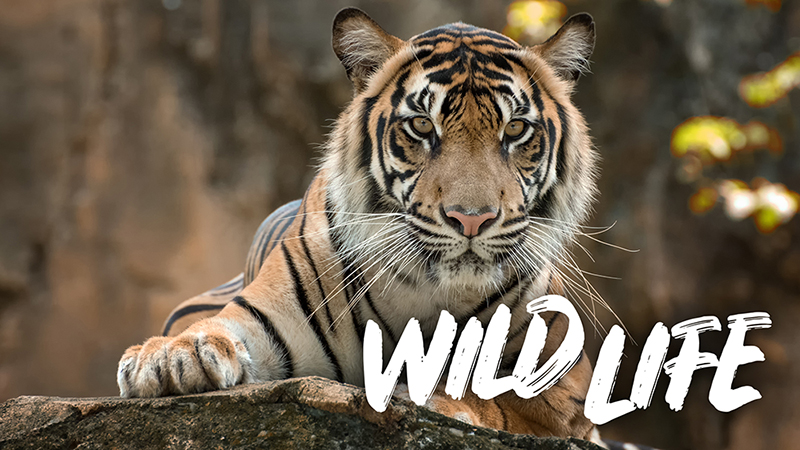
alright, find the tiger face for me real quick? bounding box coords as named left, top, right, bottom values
left=326, top=10, right=598, bottom=299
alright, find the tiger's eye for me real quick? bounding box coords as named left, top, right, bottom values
left=505, top=120, right=525, bottom=137
left=412, top=117, right=434, bottom=134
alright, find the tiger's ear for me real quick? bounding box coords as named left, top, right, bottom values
left=533, top=13, right=595, bottom=83
left=332, top=8, right=405, bottom=93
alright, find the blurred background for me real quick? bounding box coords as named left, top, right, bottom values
left=1, top=0, right=799, bottom=449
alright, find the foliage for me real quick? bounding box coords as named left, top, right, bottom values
left=739, top=52, right=800, bottom=108
left=671, top=117, right=782, bottom=162
left=669, top=8, right=799, bottom=233
left=503, top=0, right=567, bottom=45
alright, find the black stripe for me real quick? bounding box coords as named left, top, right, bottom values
left=216, top=277, right=243, bottom=291
left=272, top=209, right=298, bottom=247
left=259, top=206, right=295, bottom=259
left=547, top=311, right=561, bottom=328
left=207, top=285, right=243, bottom=297
left=363, top=287, right=398, bottom=345
left=529, top=80, right=545, bottom=113
left=412, top=36, right=457, bottom=47
left=411, top=48, right=433, bottom=61
left=532, top=118, right=556, bottom=194
left=298, top=200, right=334, bottom=326
left=412, top=27, right=518, bottom=48
left=473, top=66, right=513, bottom=82
left=516, top=90, right=532, bottom=115
left=345, top=279, right=365, bottom=347
left=425, top=55, right=464, bottom=78
left=546, top=118, right=557, bottom=158
left=486, top=53, right=515, bottom=72
left=390, top=70, right=411, bottom=108
left=415, top=27, right=461, bottom=40
left=409, top=203, right=435, bottom=224
left=458, top=28, right=516, bottom=41
left=500, top=350, right=519, bottom=372
left=407, top=221, right=450, bottom=239
left=474, top=276, right=520, bottom=318
left=282, top=242, right=344, bottom=382
left=465, top=39, right=518, bottom=50
left=529, top=186, right=554, bottom=218
left=162, top=304, right=227, bottom=336
left=498, top=404, right=508, bottom=429
left=232, top=296, right=294, bottom=378
left=175, top=358, right=185, bottom=386
left=256, top=205, right=299, bottom=275
left=397, top=168, right=418, bottom=182
left=247, top=226, right=270, bottom=284
left=389, top=128, right=413, bottom=165
left=501, top=215, right=526, bottom=227
left=122, top=362, right=134, bottom=393
left=490, top=230, right=524, bottom=241
left=360, top=97, right=378, bottom=170
left=502, top=53, right=527, bottom=72
left=530, top=132, right=546, bottom=165
left=555, top=102, right=568, bottom=179
left=254, top=220, right=274, bottom=264
left=402, top=175, right=421, bottom=206
left=375, top=114, right=394, bottom=193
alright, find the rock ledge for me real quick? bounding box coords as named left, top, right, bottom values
left=0, top=376, right=603, bottom=449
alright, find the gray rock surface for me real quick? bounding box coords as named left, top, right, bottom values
left=0, top=376, right=603, bottom=450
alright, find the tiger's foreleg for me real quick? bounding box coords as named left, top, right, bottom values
left=118, top=180, right=345, bottom=398
left=117, top=248, right=311, bottom=398
left=117, top=295, right=283, bottom=398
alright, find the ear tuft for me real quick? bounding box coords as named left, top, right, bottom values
left=332, top=8, right=404, bottom=93
left=534, top=13, right=595, bottom=83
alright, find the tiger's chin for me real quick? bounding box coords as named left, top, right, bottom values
left=433, top=253, right=505, bottom=292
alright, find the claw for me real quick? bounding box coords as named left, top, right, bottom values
left=118, top=331, right=251, bottom=397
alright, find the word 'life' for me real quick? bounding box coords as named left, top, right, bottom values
left=362, top=295, right=772, bottom=425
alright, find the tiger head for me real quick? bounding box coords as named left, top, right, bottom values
left=324, top=8, right=598, bottom=297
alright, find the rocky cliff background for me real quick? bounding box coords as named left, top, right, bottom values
left=1, top=1, right=799, bottom=449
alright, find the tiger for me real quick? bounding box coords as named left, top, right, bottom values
left=117, top=6, right=612, bottom=443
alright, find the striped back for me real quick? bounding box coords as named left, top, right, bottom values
left=244, top=200, right=303, bottom=286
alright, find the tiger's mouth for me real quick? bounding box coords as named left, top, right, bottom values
left=445, top=250, right=485, bottom=268
left=433, top=249, right=505, bottom=289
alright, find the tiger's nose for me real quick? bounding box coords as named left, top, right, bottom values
left=444, top=207, right=498, bottom=237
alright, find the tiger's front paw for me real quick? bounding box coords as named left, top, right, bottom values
left=117, top=330, right=254, bottom=398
